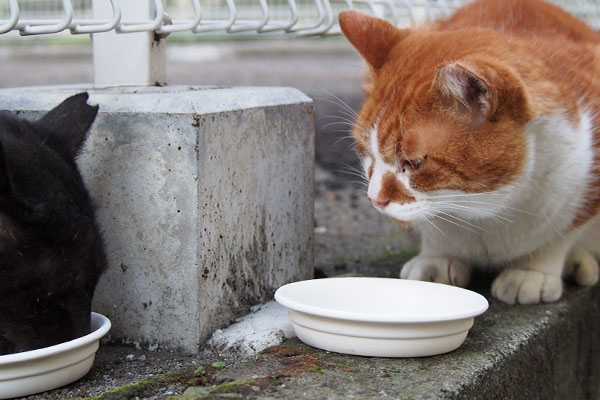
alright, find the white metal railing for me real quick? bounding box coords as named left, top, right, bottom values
left=0, top=0, right=470, bottom=37
left=3, top=0, right=600, bottom=36
left=3, top=0, right=600, bottom=87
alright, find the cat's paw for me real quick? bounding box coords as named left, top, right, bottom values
left=400, top=255, right=471, bottom=287
left=564, top=248, right=599, bottom=286
left=491, top=268, right=562, bottom=304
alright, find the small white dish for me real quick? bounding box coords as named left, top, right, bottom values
left=275, top=277, right=488, bottom=357
left=0, top=312, right=111, bottom=399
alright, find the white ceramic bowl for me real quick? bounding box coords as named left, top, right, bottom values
left=0, top=312, right=111, bottom=399
left=275, top=277, right=489, bottom=357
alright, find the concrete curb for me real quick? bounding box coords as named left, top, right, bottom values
left=15, top=256, right=600, bottom=399
left=188, top=282, right=600, bottom=399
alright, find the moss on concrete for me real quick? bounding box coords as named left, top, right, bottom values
left=367, top=248, right=418, bottom=270
left=174, top=379, right=272, bottom=399
left=210, top=379, right=262, bottom=394
left=74, top=367, right=201, bottom=400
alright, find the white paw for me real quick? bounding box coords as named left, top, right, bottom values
left=400, top=255, right=471, bottom=287
left=492, top=268, right=562, bottom=305
left=564, top=248, right=599, bottom=287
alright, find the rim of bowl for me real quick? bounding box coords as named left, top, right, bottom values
left=274, top=277, right=489, bottom=323
left=0, top=312, right=111, bottom=365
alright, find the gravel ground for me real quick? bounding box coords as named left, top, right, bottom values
left=1, top=39, right=418, bottom=398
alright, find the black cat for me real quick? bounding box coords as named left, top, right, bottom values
left=0, top=93, right=107, bottom=355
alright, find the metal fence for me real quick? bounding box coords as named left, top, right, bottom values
left=3, top=1, right=600, bottom=36
left=0, top=0, right=476, bottom=37
left=3, top=0, right=600, bottom=86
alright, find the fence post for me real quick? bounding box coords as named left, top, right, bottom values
left=92, top=0, right=166, bottom=87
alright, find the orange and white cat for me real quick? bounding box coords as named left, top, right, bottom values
left=339, top=0, right=600, bottom=304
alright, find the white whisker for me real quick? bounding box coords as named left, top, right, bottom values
left=428, top=212, right=480, bottom=233
left=420, top=212, right=448, bottom=237
left=333, top=135, right=357, bottom=147
left=320, top=123, right=355, bottom=132
left=319, top=121, right=361, bottom=132
left=436, top=211, right=487, bottom=232
left=342, top=162, right=366, bottom=174
left=425, top=192, right=505, bottom=199
left=351, top=188, right=368, bottom=195
left=349, top=180, right=369, bottom=188
left=318, top=91, right=362, bottom=121
left=433, top=201, right=514, bottom=224
left=319, top=115, right=361, bottom=124
left=445, top=200, right=538, bottom=216
left=335, top=162, right=369, bottom=185
left=337, top=170, right=369, bottom=181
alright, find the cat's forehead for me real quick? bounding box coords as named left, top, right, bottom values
left=365, top=74, right=437, bottom=129
left=354, top=114, right=402, bottom=161
left=353, top=55, right=454, bottom=160
left=358, top=105, right=460, bottom=165
left=356, top=121, right=401, bottom=164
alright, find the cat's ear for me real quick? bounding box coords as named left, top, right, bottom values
left=339, top=10, right=409, bottom=70
left=38, top=92, right=99, bottom=159
left=434, top=62, right=499, bottom=128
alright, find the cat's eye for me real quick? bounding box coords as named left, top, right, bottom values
left=398, top=156, right=426, bottom=173
left=398, top=160, right=411, bottom=173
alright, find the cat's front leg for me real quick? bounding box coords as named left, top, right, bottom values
left=400, top=255, right=471, bottom=287
left=564, top=247, right=599, bottom=286
left=491, top=237, right=575, bottom=305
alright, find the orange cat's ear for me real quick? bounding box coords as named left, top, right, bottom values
left=434, top=62, right=499, bottom=128
left=339, top=10, right=409, bottom=70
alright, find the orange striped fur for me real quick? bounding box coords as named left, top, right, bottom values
left=339, top=0, right=600, bottom=304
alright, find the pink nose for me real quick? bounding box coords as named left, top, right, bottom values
left=369, top=197, right=390, bottom=208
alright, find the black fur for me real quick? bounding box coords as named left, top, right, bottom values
left=0, top=93, right=107, bottom=355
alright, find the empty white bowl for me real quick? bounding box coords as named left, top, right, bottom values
left=0, top=312, right=111, bottom=399
left=275, top=277, right=488, bottom=357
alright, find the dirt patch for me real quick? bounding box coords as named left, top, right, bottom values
left=264, top=346, right=326, bottom=377
left=178, top=345, right=331, bottom=398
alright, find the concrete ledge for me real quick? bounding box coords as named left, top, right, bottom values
left=19, top=258, right=600, bottom=399
left=0, top=85, right=315, bottom=353
left=188, top=281, right=600, bottom=399
left=28, top=278, right=600, bottom=399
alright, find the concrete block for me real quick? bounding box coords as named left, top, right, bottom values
left=0, top=85, right=314, bottom=353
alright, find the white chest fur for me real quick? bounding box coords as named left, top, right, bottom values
left=416, top=111, right=596, bottom=266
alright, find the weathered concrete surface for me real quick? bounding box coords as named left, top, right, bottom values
left=15, top=250, right=600, bottom=399
left=179, top=281, right=600, bottom=400
left=0, top=85, right=315, bottom=353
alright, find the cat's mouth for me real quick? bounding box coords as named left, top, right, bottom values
left=371, top=197, right=432, bottom=224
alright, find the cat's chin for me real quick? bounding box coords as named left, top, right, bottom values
left=392, top=219, right=413, bottom=227
left=378, top=201, right=432, bottom=225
